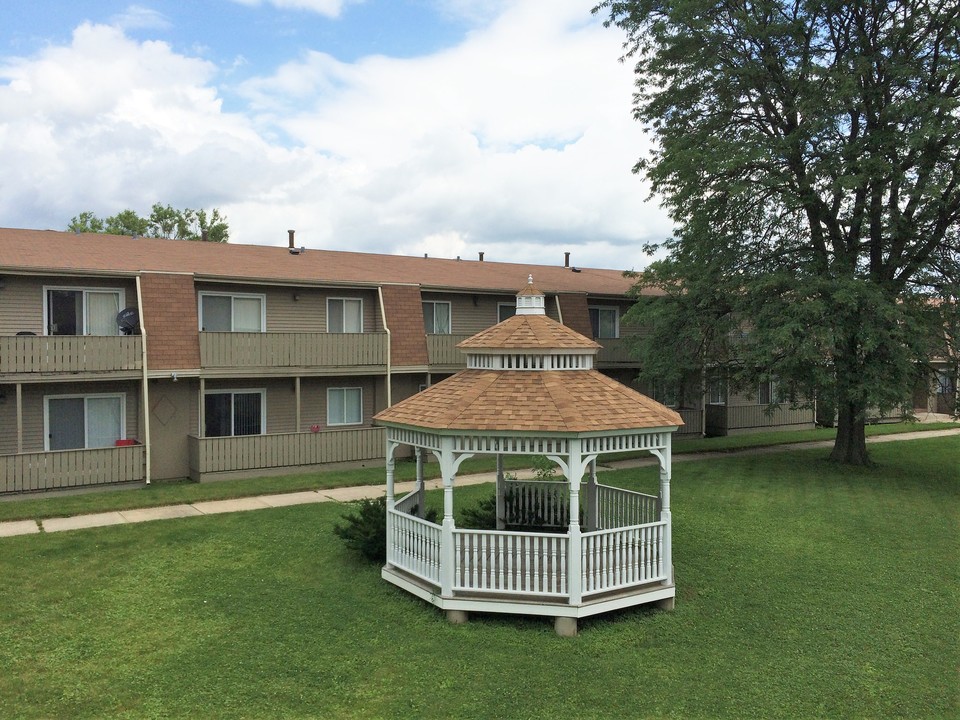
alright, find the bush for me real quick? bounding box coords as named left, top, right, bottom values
left=334, top=496, right=387, bottom=563
left=457, top=495, right=498, bottom=530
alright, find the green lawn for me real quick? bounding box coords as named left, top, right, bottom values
left=0, top=421, right=955, bottom=524
left=0, top=437, right=956, bottom=719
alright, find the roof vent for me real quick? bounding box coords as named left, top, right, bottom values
left=288, top=229, right=296, bottom=249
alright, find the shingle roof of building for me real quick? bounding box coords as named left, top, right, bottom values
left=457, top=313, right=601, bottom=350
left=374, top=369, right=683, bottom=432
left=0, top=227, right=649, bottom=296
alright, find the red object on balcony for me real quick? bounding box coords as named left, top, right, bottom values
left=115, top=439, right=137, bottom=446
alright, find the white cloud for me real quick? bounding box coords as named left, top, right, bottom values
left=226, top=0, right=351, bottom=18
left=112, top=5, right=172, bottom=31
left=0, top=0, right=670, bottom=269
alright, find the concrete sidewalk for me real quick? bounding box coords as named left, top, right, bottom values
left=1, top=428, right=956, bottom=539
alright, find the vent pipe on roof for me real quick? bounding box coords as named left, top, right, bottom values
left=288, top=229, right=296, bottom=249
left=479, top=251, right=484, bottom=262
left=564, top=251, right=570, bottom=268
left=201, top=229, right=209, bottom=242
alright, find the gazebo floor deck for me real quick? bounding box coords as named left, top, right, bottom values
left=382, top=564, right=675, bottom=619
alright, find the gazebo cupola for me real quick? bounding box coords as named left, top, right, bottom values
left=375, top=277, right=683, bottom=636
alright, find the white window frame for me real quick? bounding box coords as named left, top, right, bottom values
left=327, top=387, right=363, bottom=427
left=758, top=379, right=780, bottom=405
left=43, top=392, right=126, bottom=451
left=588, top=305, right=620, bottom=339
left=202, top=388, right=266, bottom=437
left=497, top=303, right=516, bottom=323
left=422, top=300, right=453, bottom=334
left=43, top=285, right=126, bottom=336
left=708, top=377, right=726, bottom=405
left=197, top=291, right=266, bottom=332
left=327, top=297, right=364, bottom=333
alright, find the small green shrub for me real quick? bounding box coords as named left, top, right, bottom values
left=334, top=496, right=387, bottom=563
left=458, top=495, right=498, bottom=530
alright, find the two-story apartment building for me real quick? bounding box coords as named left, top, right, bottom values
left=0, top=227, right=819, bottom=494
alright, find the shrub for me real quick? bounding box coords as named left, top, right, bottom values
left=457, top=495, right=498, bottom=530
left=334, top=496, right=387, bottom=563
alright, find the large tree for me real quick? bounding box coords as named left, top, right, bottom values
left=597, top=0, right=960, bottom=464
left=68, top=204, right=229, bottom=242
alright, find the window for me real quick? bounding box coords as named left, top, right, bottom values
left=758, top=379, right=780, bottom=405
left=327, top=298, right=363, bottom=333
left=936, top=370, right=955, bottom=396
left=45, top=287, right=124, bottom=335
left=199, top=293, right=264, bottom=332
left=653, top=383, right=678, bottom=408
left=328, top=387, right=363, bottom=426
left=422, top=301, right=451, bottom=334
left=44, top=393, right=125, bottom=450
left=498, top=303, right=516, bottom=323
left=708, top=377, right=726, bottom=405
left=588, top=306, right=619, bottom=339
left=204, top=390, right=264, bottom=437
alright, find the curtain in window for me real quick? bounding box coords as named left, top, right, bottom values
left=233, top=392, right=262, bottom=435
left=598, top=310, right=617, bottom=339
left=233, top=297, right=262, bottom=332
left=433, top=303, right=451, bottom=334
left=328, top=389, right=345, bottom=425
left=328, top=388, right=362, bottom=425
left=343, top=299, right=362, bottom=332
left=328, top=299, right=344, bottom=333
left=86, top=396, right=123, bottom=447
left=202, top=296, right=232, bottom=331
left=344, top=388, right=362, bottom=424
left=86, top=291, right=120, bottom=336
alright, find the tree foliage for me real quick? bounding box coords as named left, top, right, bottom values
left=68, top=203, right=229, bottom=242
left=597, top=0, right=960, bottom=464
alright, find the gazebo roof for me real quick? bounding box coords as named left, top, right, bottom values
left=457, top=313, right=601, bottom=351
left=374, top=369, right=683, bottom=433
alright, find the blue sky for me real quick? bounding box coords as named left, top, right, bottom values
left=0, top=1, right=669, bottom=270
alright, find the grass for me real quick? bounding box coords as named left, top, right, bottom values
left=0, top=421, right=955, bottom=525
left=0, top=436, right=957, bottom=719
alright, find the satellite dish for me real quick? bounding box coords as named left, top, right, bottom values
left=116, top=308, right=140, bottom=335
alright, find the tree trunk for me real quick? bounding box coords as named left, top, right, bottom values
left=830, top=400, right=871, bottom=465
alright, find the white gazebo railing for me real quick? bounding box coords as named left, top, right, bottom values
left=454, top=529, right=568, bottom=596
left=595, top=484, right=660, bottom=528
left=581, top=521, right=667, bottom=596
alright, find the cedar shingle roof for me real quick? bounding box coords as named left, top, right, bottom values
left=0, top=227, right=648, bottom=296
left=457, top=313, right=600, bottom=350
left=374, top=370, right=683, bottom=432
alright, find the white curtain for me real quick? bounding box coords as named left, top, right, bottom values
left=233, top=297, right=262, bottom=332
left=86, top=291, right=120, bottom=336
left=86, top=396, right=123, bottom=448
left=343, top=299, right=363, bottom=333
left=434, top=303, right=451, bottom=334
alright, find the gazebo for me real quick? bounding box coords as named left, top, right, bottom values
left=374, top=277, right=683, bottom=635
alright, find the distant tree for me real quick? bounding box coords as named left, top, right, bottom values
left=68, top=205, right=229, bottom=242
left=596, top=0, right=960, bottom=465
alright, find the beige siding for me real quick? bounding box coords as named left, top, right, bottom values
left=195, top=282, right=382, bottom=333
left=420, top=290, right=562, bottom=336
left=201, top=378, right=296, bottom=434
left=299, top=376, right=378, bottom=432
left=0, top=385, right=18, bottom=454
left=0, top=275, right=138, bottom=336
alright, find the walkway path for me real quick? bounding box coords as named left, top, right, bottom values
left=1, top=428, right=956, bottom=539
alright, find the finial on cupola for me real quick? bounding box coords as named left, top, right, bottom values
left=516, top=274, right=546, bottom=315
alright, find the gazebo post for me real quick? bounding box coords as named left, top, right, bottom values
left=586, top=459, right=598, bottom=532
left=566, top=440, right=583, bottom=607
left=415, top=448, right=425, bottom=519
left=385, top=441, right=398, bottom=566
left=495, top=453, right=505, bottom=530
left=658, top=435, right=675, bottom=610
left=438, top=439, right=457, bottom=599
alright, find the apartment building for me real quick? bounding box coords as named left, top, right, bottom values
left=0, top=227, right=816, bottom=494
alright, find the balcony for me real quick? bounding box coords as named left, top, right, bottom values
left=705, top=403, right=815, bottom=436
left=595, top=337, right=639, bottom=365
left=0, top=445, right=146, bottom=494
left=199, top=332, right=388, bottom=373
left=0, top=335, right=143, bottom=379
left=188, top=426, right=386, bottom=480
left=426, top=334, right=472, bottom=368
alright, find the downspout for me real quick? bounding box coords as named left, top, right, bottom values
left=135, top=276, right=151, bottom=484
left=555, top=295, right=564, bottom=325
left=377, top=286, right=392, bottom=407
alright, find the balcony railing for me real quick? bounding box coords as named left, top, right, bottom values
left=199, top=332, right=388, bottom=369
left=0, top=335, right=142, bottom=375
left=188, top=426, right=386, bottom=479
left=706, top=403, right=815, bottom=435
left=595, top=337, right=638, bottom=365
left=0, top=445, right=146, bottom=494
left=426, top=334, right=472, bottom=367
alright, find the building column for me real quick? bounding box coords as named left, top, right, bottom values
left=16, top=383, right=23, bottom=454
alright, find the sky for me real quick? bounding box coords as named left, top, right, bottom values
left=0, top=0, right=670, bottom=271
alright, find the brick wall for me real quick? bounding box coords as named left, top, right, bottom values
left=140, top=272, right=201, bottom=370
left=380, top=284, right=428, bottom=367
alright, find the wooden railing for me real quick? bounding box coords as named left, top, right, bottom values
left=706, top=403, right=814, bottom=435
left=199, top=332, right=387, bottom=368
left=188, top=427, right=386, bottom=478
left=595, top=337, right=638, bottom=365
left=596, top=485, right=660, bottom=530
left=425, top=334, right=472, bottom=366
left=581, top=521, right=667, bottom=596
left=0, top=336, right=142, bottom=375
left=0, top=446, right=146, bottom=494
left=453, top=529, right=569, bottom=596
left=676, top=408, right=702, bottom=436
left=389, top=509, right=442, bottom=585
